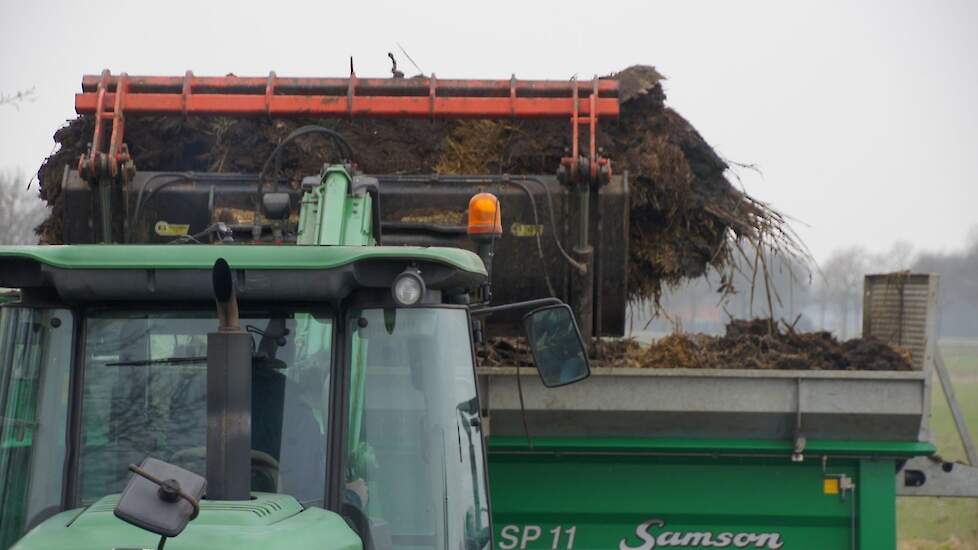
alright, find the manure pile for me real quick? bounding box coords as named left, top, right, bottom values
left=479, top=319, right=914, bottom=371
left=34, top=65, right=804, bottom=303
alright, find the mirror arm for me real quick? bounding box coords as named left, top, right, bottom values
left=470, top=298, right=564, bottom=318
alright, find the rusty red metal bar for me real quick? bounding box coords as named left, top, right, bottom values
left=76, top=93, right=619, bottom=118
left=79, top=73, right=619, bottom=97
left=80, top=70, right=132, bottom=180
left=589, top=77, right=599, bottom=181
left=76, top=71, right=619, bottom=120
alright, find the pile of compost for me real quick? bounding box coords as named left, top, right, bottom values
left=34, top=65, right=803, bottom=303
left=479, top=319, right=914, bottom=371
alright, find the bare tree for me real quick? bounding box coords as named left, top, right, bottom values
left=914, top=226, right=978, bottom=337
left=0, top=170, right=48, bottom=245
left=876, top=240, right=916, bottom=272
left=634, top=246, right=819, bottom=337
left=820, top=246, right=870, bottom=338
left=0, top=87, right=37, bottom=110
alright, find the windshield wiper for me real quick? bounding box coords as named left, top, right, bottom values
left=106, top=356, right=207, bottom=367
left=108, top=353, right=285, bottom=369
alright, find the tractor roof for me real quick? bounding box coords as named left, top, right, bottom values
left=0, top=245, right=486, bottom=304
left=0, top=245, right=485, bottom=273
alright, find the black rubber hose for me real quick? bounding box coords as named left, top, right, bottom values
left=130, top=172, right=190, bottom=242
left=253, top=125, right=355, bottom=233
left=259, top=125, right=354, bottom=180
left=512, top=176, right=586, bottom=274
left=502, top=179, right=556, bottom=297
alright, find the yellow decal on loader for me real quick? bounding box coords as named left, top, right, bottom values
left=510, top=222, right=544, bottom=237
left=155, top=221, right=190, bottom=237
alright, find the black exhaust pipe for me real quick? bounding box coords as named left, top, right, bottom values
left=206, top=259, right=252, bottom=500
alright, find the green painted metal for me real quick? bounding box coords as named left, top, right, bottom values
left=13, top=494, right=363, bottom=550
left=297, top=166, right=374, bottom=246
left=348, top=330, right=368, bottom=457
left=0, top=244, right=486, bottom=275
left=858, top=460, right=896, bottom=549
left=487, top=438, right=923, bottom=549
left=341, top=191, right=373, bottom=247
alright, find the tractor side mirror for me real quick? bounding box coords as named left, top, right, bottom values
left=114, top=457, right=205, bottom=540
left=522, top=304, right=590, bottom=387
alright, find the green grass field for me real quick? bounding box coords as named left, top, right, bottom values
left=897, top=340, right=978, bottom=550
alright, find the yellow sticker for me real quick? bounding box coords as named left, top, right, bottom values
left=154, top=221, right=190, bottom=237
left=823, top=478, right=840, bottom=495
left=510, top=222, right=544, bottom=237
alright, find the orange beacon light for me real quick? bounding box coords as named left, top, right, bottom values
left=467, top=193, right=502, bottom=238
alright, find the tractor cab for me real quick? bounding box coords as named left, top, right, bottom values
left=0, top=168, right=590, bottom=550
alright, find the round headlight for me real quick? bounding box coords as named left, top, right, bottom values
left=393, top=270, right=425, bottom=306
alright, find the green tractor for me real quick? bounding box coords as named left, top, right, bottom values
left=0, top=71, right=613, bottom=549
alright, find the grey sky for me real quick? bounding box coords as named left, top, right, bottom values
left=1, top=0, right=975, bottom=261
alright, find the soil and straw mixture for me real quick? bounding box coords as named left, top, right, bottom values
left=33, top=65, right=806, bottom=304
left=479, top=319, right=914, bottom=371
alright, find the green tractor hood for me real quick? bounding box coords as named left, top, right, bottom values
left=14, top=493, right=362, bottom=550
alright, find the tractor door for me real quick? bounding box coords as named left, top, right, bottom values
left=344, top=306, right=491, bottom=550
left=0, top=307, right=74, bottom=548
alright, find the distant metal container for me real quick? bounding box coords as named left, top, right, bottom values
left=863, top=272, right=940, bottom=371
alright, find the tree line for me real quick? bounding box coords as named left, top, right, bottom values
left=0, top=170, right=48, bottom=245
left=634, top=232, right=978, bottom=340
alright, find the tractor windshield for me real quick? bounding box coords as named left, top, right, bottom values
left=78, top=308, right=333, bottom=507
left=345, top=306, right=491, bottom=550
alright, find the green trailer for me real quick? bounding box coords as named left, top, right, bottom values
left=477, top=273, right=978, bottom=550
left=480, top=369, right=931, bottom=549
left=489, top=439, right=911, bottom=549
